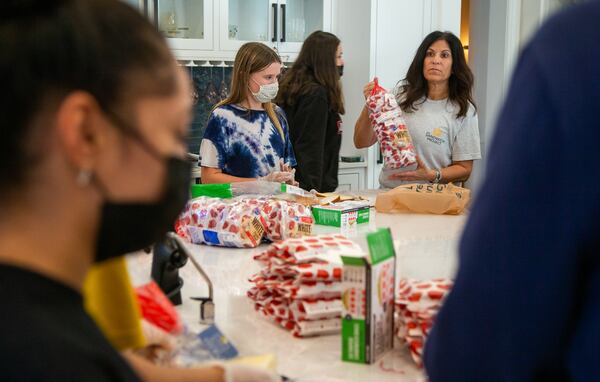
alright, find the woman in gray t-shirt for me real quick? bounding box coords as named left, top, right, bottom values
left=354, top=31, right=481, bottom=189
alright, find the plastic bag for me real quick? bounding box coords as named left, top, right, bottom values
left=276, top=316, right=341, bottom=338
left=266, top=298, right=343, bottom=322
left=233, top=181, right=320, bottom=206
left=175, top=197, right=266, bottom=248
left=366, top=77, right=417, bottom=173
left=135, top=281, right=183, bottom=335
left=176, top=196, right=314, bottom=248
left=249, top=291, right=343, bottom=338
left=231, top=181, right=284, bottom=196
left=190, top=181, right=319, bottom=205
left=253, top=234, right=363, bottom=266
left=260, top=199, right=313, bottom=241
left=248, top=235, right=362, bottom=338
left=395, top=278, right=453, bottom=367
left=249, top=279, right=343, bottom=300
left=251, top=262, right=343, bottom=283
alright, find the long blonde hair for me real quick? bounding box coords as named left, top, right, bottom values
left=215, top=42, right=284, bottom=140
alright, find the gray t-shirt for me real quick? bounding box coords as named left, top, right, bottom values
left=379, top=97, right=481, bottom=188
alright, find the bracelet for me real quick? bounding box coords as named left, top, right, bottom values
left=432, top=169, right=442, bottom=184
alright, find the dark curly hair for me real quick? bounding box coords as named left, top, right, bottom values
left=398, top=31, right=475, bottom=119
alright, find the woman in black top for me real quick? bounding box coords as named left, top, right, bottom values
left=276, top=31, right=345, bottom=192
left=0, top=1, right=278, bottom=381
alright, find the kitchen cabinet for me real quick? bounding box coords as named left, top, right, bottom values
left=124, top=0, right=214, bottom=54
left=157, top=0, right=214, bottom=51
left=336, top=161, right=366, bottom=192
left=275, top=0, right=332, bottom=54
left=219, top=0, right=332, bottom=55
left=217, top=0, right=272, bottom=51
left=127, top=0, right=332, bottom=60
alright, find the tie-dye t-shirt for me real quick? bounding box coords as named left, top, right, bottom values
left=199, top=104, right=296, bottom=178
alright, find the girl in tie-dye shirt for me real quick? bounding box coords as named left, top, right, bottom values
left=200, top=43, right=296, bottom=183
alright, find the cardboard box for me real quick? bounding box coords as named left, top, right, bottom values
left=312, top=201, right=370, bottom=228
left=341, top=228, right=396, bottom=364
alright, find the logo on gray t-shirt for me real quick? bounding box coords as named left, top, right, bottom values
left=426, top=128, right=446, bottom=145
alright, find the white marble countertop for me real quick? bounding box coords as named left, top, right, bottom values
left=128, top=201, right=466, bottom=382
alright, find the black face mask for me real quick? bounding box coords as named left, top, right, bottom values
left=337, top=65, right=344, bottom=77
left=94, top=145, right=191, bottom=263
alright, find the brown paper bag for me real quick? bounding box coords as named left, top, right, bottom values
left=375, top=183, right=470, bottom=215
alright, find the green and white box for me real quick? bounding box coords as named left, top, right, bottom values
left=312, top=201, right=370, bottom=228
left=341, top=228, right=396, bottom=364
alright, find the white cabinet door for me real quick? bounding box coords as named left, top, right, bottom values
left=276, top=0, right=332, bottom=53
left=217, top=0, right=332, bottom=54
left=145, top=0, right=334, bottom=59
left=337, top=166, right=365, bottom=192
left=336, top=173, right=359, bottom=192
left=218, top=0, right=278, bottom=52
left=157, top=0, right=214, bottom=51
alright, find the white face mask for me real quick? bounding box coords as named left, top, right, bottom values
left=250, top=78, right=278, bottom=103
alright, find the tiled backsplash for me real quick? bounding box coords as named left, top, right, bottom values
left=187, top=65, right=233, bottom=155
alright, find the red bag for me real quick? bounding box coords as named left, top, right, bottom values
left=259, top=199, right=313, bottom=241
left=176, top=197, right=266, bottom=248
left=250, top=262, right=343, bottom=283
left=248, top=235, right=361, bottom=338
left=176, top=197, right=313, bottom=248
left=366, top=77, right=417, bottom=172
left=135, top=281, right=183, bottom=335
left=253, top=234, right=363, bottom=266
left=395, top=278, right=453, bottom=367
